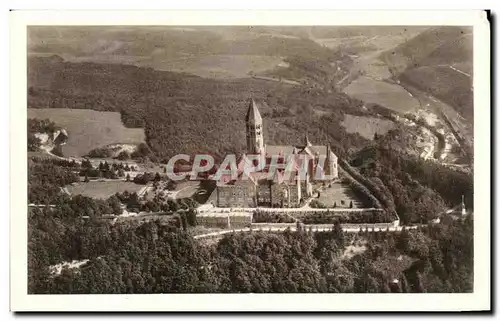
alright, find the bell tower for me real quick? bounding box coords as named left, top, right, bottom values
left=246, top=99, right=264, bottom=155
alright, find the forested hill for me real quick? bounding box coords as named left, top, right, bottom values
left=28, top=26, right=337, bottom=62
left=380, top=26, right=473, bottom=122
left=28, top=56, right=369, bottom=161
left=349, top=133, right=473, bottom=224
left=29, top=210, right=473, bottom=294
left=380, top=26, right=472, bottom=75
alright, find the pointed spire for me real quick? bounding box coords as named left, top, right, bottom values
left=304, top=133, right=312, bottom=147
left=246, top=98, right=262, bottom=124
left=326, top=143, right=332, bottom=159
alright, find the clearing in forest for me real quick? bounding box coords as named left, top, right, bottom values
left=66, top=181, right=146, bottom=199
left=27, top=108, right=145, bottom=157
left=343, top=77, right=421, bottom=113
left=341, top=114, right=395, bottom=140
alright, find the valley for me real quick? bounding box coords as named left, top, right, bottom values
left=26, top=25, right=475, bottom=296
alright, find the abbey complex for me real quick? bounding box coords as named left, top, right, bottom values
left=212, top=99, right=338, bottom=208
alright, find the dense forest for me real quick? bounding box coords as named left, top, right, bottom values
left=350, top=131, right=473, bottom=224
left=28, top=211, right=473, bottom=294
left=28, top=55, right=369, bottom=161
left=28, top=158, right=80, bottom=204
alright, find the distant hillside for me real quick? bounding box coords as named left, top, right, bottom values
left=28, top=57, right=371, bottom=160
left=380, top=26, right=473, bottom=122
left=399, top=66, right=473, bottom=121
left=28, top=26, right=338, bottom=80
left=380, top=26, right=472, bottom=75
left=310, top=26, right=430, bottom=40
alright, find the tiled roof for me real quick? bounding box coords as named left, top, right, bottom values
left=265, top=145, right=296, bottom=156
left=245, top=99, right=262, bottom=124
left=265, top=144, right=336, bottom=159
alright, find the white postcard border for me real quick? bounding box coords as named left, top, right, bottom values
left=10, top=10, right=490, bottom=311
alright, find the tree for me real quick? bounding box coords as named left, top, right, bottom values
left=52, top=145, right=64, bottom=157
left=28, top=134, right=42, bottom=151
left=186, top=209, right=197, bottom=227
left=166, top=180, right=177, bottom=191
left=116, top=151, right=130, bottom=160
left=179, top=213, right=188, bottom=230
left=81, top=159, right=93, bottom=169
left=168, top=200, right=178, bottom=212
left=126, top=193, right=141, bottom=210
left=333, top=221, right=345, bottom=249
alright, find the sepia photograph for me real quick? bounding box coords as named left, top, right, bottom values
left=10, top=10, right=490, bottom=312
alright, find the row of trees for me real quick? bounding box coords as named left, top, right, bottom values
left=300, top=210, right=391, bottom=225
left=252, top=211, right=296, bottom=223
left=114, top=190, right=197, bottom=214
left=28, top=211, right=473, bottom=294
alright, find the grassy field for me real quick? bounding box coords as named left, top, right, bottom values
left=314, top=34, right=419, bottom=54
left=174, top=181, right=202, bottom=199
left=341, top=114, right=395, bottom=140
left=317, top=182, right=363, bottom=208
left=66, top=181, right=146, bottom=199
left=27, top=108, right=145, bottom=157
left=146, top=55, right=286, bottom=79
left=48, top=54, right=287, bottom=80
left=28, top=26, right=331, bottom=81
left=312, top=29, right=427, bottom=81
left=343, top=76, right=421, bottom=113
left=400, top=66, right=473, bottom=122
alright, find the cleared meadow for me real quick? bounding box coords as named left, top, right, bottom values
left=27, top=108, right=145, bottom=157
left=343, top=76, right=421, bottom=113
left=341, top=114, right=395, bottom=140
left=146, top=54, right=286, bottom=79
left=66, top=181, right=145, bottom=199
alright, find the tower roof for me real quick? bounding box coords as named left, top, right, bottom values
left=304, top=133, right=312, bottom=147
left=246, top=99, right=262, bottom=124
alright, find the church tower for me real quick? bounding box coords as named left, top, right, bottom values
left=304, top=133, right=312, bottom=147
left=246, top=99, right=264, bottom=155
left=324, top=143, right=338, bottom=179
